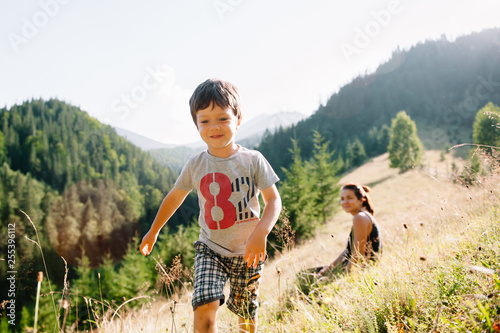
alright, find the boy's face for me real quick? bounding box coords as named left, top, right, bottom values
left=196, top=102, right=241, bottom=158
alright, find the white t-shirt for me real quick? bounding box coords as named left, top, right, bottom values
left=175, top=146, right=279, bottom=256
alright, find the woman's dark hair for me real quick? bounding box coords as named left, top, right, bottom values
left=189, top=78, right=241, bottom=125
left=341, top=183, right=375, bottom=215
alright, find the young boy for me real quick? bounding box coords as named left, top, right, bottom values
left=140, top=78, right=281, bottom=333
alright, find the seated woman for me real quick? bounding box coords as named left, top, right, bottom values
left=318, top=184, right=381, bottom=276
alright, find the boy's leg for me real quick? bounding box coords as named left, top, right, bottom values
left=238, top=315, right=257, bottom=333
left=192, top=242, right=227, bottom=333
left=226, top=256, right=265, bottom=330
left=194, top=300, right=219, bottom=333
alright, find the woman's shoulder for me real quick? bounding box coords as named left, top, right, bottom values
left=353, top=211, right=375, bottom=225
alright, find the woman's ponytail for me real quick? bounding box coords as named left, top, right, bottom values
left=361, top=185, right=374, bottom=216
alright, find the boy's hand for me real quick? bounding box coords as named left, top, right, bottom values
left=139, top=187, right=190, bottom=256
left=140, top=231, right=158, bottom=256
left=244, top=228, right=267, bottom=268
left=243, top=184, right=281, bottom=268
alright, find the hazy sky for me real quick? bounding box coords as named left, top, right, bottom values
left=1, top=0, right=499, bottom=145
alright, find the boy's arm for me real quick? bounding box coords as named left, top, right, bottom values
left=244, top=184, right=282, bottom=268
left=140, top=187, right=190, bottom=256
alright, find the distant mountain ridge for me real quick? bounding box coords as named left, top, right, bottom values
left=125, top=111, right=307, bottom=171
left=237, top=111, right=308, bottom=141
left=114, top=127, right=175, bottom=150
left=114, top=111, right=307, bottom=151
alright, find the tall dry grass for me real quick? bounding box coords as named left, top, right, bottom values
left=252, top=150, right=499, bottom=332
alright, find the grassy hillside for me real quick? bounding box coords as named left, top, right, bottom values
left=54, top=149, right=499, bottom=332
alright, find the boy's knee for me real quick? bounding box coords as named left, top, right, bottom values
left=194, top=301, right=219, bottom=331
left=195, top=300, right=219, bottom=314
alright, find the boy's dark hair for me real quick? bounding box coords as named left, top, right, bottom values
left=189, top=78, right=242, bottom=125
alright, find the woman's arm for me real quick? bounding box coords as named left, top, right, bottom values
left=318, top=249, right=347, bottom=276
left=346, top=213, right=372, bottom=271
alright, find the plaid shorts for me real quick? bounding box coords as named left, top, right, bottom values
left=192, top=241, right=266, bottom=319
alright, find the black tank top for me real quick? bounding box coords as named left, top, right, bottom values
left=344, top=211, right=381, bottom=264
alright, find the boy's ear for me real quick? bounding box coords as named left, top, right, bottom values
left=236, top=115, right=242, bottom=128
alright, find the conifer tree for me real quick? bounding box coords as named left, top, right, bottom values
left=0, top=131, right=5, bottom=164
left=351, top=138, right=367, bottom=167
left=473, top=102, right=500, bottom=149
left=280, top=140, right=317, bottom=239
left=72, top=253, right=99, bottom=328
left=308, top=131, right=340, bottom=224
left=97, top=254, right=118, bottom=301
left=367, top=127, right=380, bottom=155
left=377, top=124, right=391, bottom=154
left=112, top=238, right=156, bottom=301
left=388, top=111, right=423, bottom=172
left=158, top=223, right=198, bottom=268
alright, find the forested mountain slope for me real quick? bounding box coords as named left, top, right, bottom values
left=257, top=28, right=500, bottom=178
left=0, top=99, right=197, bottom=275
